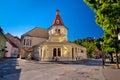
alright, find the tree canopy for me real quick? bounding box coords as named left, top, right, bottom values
left=74, top=38, right=99, bottom=58
left=84, top=0, right=120, bottom=53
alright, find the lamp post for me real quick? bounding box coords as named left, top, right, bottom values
left=115, top=18, right=120, bottom=69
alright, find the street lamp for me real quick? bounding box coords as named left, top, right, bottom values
left=115, top=18, right=120, bottom=69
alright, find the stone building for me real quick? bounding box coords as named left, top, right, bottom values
left=20, top=10, right=87, bottom=61
left=20, top=27, right=48, bottom=59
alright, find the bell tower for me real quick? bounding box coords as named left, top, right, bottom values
left=48, top=10, right=68, bottom=42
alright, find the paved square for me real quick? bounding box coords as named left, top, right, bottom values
left=0, top=59, right=104, bottom=80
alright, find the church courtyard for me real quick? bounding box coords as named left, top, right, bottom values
left=0, top=58, right=105, bottom=80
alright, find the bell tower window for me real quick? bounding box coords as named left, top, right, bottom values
left=55, top=28, right=61, bottom=34
left=58, top=29, right=60, bottom=34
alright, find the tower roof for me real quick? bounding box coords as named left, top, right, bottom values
left=52, top=10, right=64, bottom=26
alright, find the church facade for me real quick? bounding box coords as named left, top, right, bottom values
left=20, top=10, right=87, bottom=61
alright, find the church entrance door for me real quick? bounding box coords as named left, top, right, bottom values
left=72, top=48, right=74, bottom=59
left=53, top=48, right=61, bottom=61
left=53, top=48, right=57, bottom=57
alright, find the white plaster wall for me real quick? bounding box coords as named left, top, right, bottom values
left=5, top=41, right=19, bottom=58
left=5, top=42, right=12, bottom=57
left=11, top=47, right=18, bottom=57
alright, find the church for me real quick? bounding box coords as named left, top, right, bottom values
left=20, top=10, right=87, bottom=61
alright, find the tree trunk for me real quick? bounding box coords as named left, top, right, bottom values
left=116, top=52, right=119, bottom=69
left=109, top=53, right=114, bottom=63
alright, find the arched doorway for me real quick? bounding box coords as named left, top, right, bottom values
left=72, top=48, right=74, bottom=59
left=53, top=48, right=57, bottom=57
left=58, top=48, right=61, bottom=57
left=53, top=48, right=61, bottom=57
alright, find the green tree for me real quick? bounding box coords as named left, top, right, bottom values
left=84, top=0, right=120, bottom=67
left=82, top=41, right=98, bottom=58
left=74, top=39, right=81, bottom=45
left=74, top=38, right=98, bottom=58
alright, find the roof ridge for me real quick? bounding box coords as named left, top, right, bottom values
left=22, top=27, right=49, bottom=38
left=22, top=27, right=47, bottom=36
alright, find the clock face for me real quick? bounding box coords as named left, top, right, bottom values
left=56, top=19, right=59, bottom=24
left=55, top=28, right=61, bottom=34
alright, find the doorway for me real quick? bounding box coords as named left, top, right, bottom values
left=53, top=48, right=57, bottom=57
left=58, top=48, right=61, bottom=57
left=53, top=48, right=61, bottom=57
left=72, top=48, right=74, bottom=59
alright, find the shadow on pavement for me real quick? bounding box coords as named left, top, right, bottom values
left=48, top=59, right=102, bottom=66
left=21, top=58, right=103, bottom=67
left=0, top=58, right=21, bottom=80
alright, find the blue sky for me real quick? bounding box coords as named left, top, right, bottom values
left=0, top=0, right=104, bottom=41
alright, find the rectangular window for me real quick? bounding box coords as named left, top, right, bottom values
left=26, top=39, right=29, bottom=46
left=30, top=40, right=32, bottom=46
left=23, top=39, right=26, bottom=45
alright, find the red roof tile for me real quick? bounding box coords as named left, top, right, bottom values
left=52, top=10, right=64, bottom=26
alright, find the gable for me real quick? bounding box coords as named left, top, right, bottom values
left=5, top=33, right=20, bottom=48
left=6, top=39, right=18, bottom=48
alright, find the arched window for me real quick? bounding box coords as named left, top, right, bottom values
left=81, top=50, right=84, bottom=53
left=53, top=48, right=56, bottom=57
left=72, top=48, right=74, bottom=59
left=55, top=28, right=61, bottom=34
left=58, top=48, right=61, bottom=57
left=58, top=29, right=60, bottom=34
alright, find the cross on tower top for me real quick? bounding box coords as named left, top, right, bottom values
left=56, top=9, right=60, bottom=15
